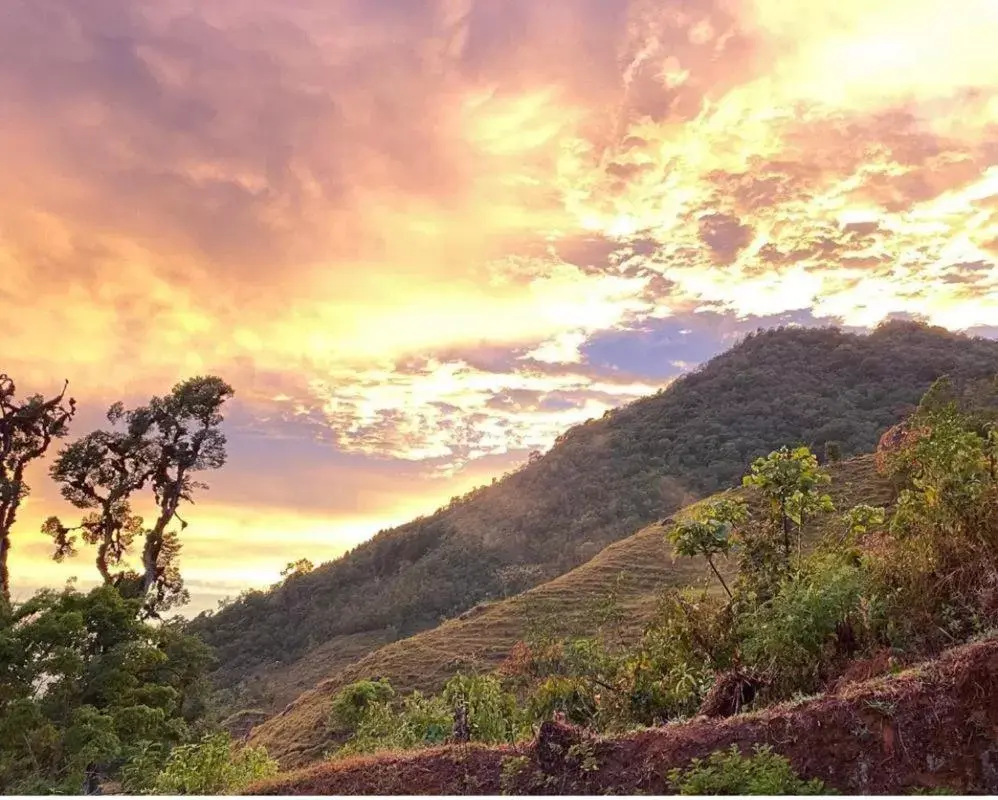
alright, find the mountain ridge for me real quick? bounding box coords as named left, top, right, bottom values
left=193, top=320, right=998, bottom=713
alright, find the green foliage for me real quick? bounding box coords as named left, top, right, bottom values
left=621, top=591, right=733, bottom=721
left=743, top=446, right=834, bottom=571
left=669, top=499, right=746, bottom=599
left=442, top=673, right=523, bottom=744
left=130, top=732, right=277, bottom=795
left=842, top=504, right=886, bottom=539
left=519, top=589, right=730, bottom=732
left=890, top=404, right=993, bottom=539
left=0, top=584, right=214, bottom=793
left=868, top=391, right=998, bottom=647
left=328, top=679, right=396, bottom=733
left=194, top=323, right=998, bottom=704
left=335, top=690, right=453, bottom=757
left=667, top=744, right=829, bottom=795
left=527, top=676, right=599, bottom=727
left=739, top=554, right=870, bottom=697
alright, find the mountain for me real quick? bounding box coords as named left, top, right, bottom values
left=192, top=321, right=998, bottom=710
left=246, top=455, right=891, bottom=768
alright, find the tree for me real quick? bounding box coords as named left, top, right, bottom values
left=0, top=373, right=76, bottom=603
left=44, top=411, right=158, bottom=586
left=280, top=558, right=314, bottom=580
left=667, top=499, right=747, bottom=600
left=46, top=376, right=233, bottom=617
left=0, top=584, right=215, bottom=793
left=742, top=446, right=833, bottom=571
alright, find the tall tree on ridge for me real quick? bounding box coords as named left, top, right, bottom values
left=0, top=373, right=76, bottom=603
left=46, top=376, right=233, bottom=617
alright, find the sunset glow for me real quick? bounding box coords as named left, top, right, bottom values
left=3, top=0, right=998, bottom=611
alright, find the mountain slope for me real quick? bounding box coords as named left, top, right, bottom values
left=193, top=321, right=998, bottom=706
left=248, top=455, right=891, bottom=767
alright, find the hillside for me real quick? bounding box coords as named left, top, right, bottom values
left=249, top=635, right=998, bottom=795
left=247, top=456, right=892, bottom=767
left=192, top=321, right=998, bottom=709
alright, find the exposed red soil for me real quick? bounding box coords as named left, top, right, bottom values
left=249, top=637, right=998, bottom=795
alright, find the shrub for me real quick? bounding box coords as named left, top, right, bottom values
left=335, top=691, right=452, bottom=758
left=740, top=555, right=869, bottom=697
left=328, top=679, right=395, bottom=733
left=667, top=744, right=828, bottom=795
left=527, top=676, right=598, bottom=727
left=441, top=674, right=524, bottom=743
left=137, top=732, right=277, bottom=795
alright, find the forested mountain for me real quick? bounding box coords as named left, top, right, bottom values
left=247, top=455, right=891, bottom=768
left=193, top=321, right=998, bottom=703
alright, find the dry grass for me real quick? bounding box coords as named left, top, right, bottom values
left=246, top=455, right=891, bottom=769
left=226, top=630, right=395, bottom=715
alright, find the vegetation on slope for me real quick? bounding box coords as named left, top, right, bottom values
left=247, top=456, right=890, bottom=767
left=249, top=636, right=998, bottom=795
left=193, top=321, right=998, bottom=707
left=253, top=375, right=998, bottom=794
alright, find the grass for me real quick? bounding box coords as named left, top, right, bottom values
left=218, top=629, right=396, bottom=715
left=246, top=455, right=891, bottom=768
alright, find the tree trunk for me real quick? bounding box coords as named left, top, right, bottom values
left=142, top=485, right=180, bottom=598
left=0, top=531, right=10, bottom=603
left=707, top=556, right=733, bottom=600
left=95, top=538, right=112, bottom=585
left=0, top=465, right=26, bottom=604
left=141, top=529, right=162, bottom=598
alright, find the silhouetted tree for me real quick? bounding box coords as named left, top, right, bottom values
left=0, top=373, right=76, bottom=602
left=46, top=376, right=233, bottom=617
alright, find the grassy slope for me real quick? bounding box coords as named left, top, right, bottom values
left=195, top=322, right=998, bottom=710
left=249, top=455, right=891, bottom=768
left=220, top=630, right=395, bottom=717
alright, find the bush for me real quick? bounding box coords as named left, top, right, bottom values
left=133, top=732, right=277, bottom=795
left=441, top=674, right=524, bottom=743
left=335, top=691, right=452, bottom=758
left=667, top=744, right=829, bottom=795
left=740, top=555, right=869, bottom=697
left=328, top=679, right=395, bottom=733
left=527, top=676, right=598, bottom=727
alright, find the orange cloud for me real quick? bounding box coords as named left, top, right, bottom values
left=3, top=0, right=998, bottom=606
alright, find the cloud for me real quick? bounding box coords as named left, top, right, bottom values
left=4, top=0, right=998, bottom=605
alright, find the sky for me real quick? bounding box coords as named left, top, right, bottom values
left=3, top=0, right=998, bottom=613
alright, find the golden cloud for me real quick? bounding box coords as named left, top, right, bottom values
left=3, top=0, right=998, bottom=602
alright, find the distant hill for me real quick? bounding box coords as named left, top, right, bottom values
left=246, top=455, right=891, bottom=768
left=192, top=321, right=998, bottom=710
